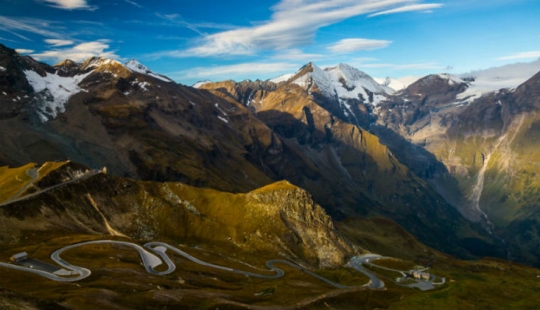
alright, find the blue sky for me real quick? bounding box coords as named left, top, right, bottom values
left=1, top=0, right=539, bottom=85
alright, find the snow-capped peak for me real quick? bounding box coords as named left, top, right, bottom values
left=125, top=59, right=150, bottom=74
left=269, top=73, right=294, bottom=84
left=290, top=62, right=395, bottom=107
left=290, top=63, right=333, bottom=97
left=193, top=80, right=212, bottom=88
left=81, top=57, right=124, bottom=70
left=125, top=59, right=173, bottom=83
left=325, top=63, right=395, bottom=96
left=437, top=73, right=465, bottom=86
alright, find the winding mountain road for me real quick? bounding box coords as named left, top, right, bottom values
left=0, top=240, right=377, bottom=289
left=346, top=254, right=385, bottom=289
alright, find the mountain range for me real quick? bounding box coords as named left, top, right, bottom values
left=1, top=42, right=540, bottom=309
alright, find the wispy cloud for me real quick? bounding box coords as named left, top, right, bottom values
left=31, top=39, right=118, bottom=62
left=156, top=13, right=238, bottom=37
left=369, top=3, right=443, bottom=17
left=40, top=0, right=97, bottom=10
left=328, top=38, right=392, bottom=54
left=0, top=15, right=64, bottom=39
left=45, top=39, right=74, bottom=46
left=124, top=0, right=142, bottom=8
left=0, top=36, right=19, bottom=43
left=169, top=62, right=299, bottom=80
left=497, top=51, right=540, bottom=61
left=15, top=49, right=35, bottom=54
left=358, top=62, right=442, bottom=70
left=271, top=49, right=324, bottom=61
left=178, top=0, right=442, bottom=57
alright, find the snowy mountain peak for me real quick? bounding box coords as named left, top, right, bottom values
left=53, top=59, right=81, bottom=74
left=290, top=62, right=394, bottom=106
left=125, top=59, right=151, bottom=74
left=325, top=63, right=394, bottom=96
left=269, top=73, right=294, bottom=84
left=437, top=73, right=465, bottom=86
left=81, top=57, right=124, bottom=71
left=54, top=59, right=79, bottom=68
left=125, top=59, right=174, bottom=83
left=290, top=62, right=334, bottom=97
left=193, top=80, right=212, bottom=88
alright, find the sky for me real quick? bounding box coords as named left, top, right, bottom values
left=1, top=0, right=539, bottom=85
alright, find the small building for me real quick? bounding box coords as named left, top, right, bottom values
left=410, top=270, right=430, bottom=281
left=10, top=252, right=28, bottom=263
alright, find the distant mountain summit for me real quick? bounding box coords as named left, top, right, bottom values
left=125, top=59, right=174, bottom=82
left=288, top=62, right=394, bottom=106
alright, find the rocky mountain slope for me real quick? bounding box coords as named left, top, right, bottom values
left=376, top=68, right=540, bottom=266
left=0, top=161, right=355, bottom=267
left=0, top=43, right=495, bottom=260
left=204, top=60, right=540, bottom=267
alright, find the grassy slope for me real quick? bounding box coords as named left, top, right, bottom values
left=0, top=163, right=35, bottom=202
left=0, top=162, right=539, bottom=309
left=436, top=111, right=540, bottom=266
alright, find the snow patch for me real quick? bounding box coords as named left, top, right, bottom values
left=193, top=80, right=211, bottom=88
left=125, top=59, right=173, bottom=83
left=214, top=103, right=228, bottom=116
left=85, top=58, right=123, bottom=70
left=217, top=116, right=229, bottom=123
left=269, top=73, right=294, bottom=83
left=458, top=59, right=540, bottom=102
left=24, top=70, right=91, bottom=122
left=0, top=66, right=6, bottom=72
left=437, top=73, right=464, bottom=86
left=292, top=64, right=334, bottom=97
left=292, top=63, right=394, bottom=108
left=131, top=79, right=150, bottom=91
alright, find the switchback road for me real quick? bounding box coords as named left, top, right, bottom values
left=0, top=240, right=377, bottom=289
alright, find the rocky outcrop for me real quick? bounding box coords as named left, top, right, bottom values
left=248, top=181, right=356, bottom=267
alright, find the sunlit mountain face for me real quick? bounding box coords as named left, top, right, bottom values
left=1, top=1, right=540, bottom=309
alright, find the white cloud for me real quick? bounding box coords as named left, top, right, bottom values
left=156, top=13, right=238, bottom=37
left=124, top=0, right=142, bottom=8
left=15, top=49, right=35, bottom=54
left=179, top=0, right=442, bottom=57
left=359, top=62, right=442, bottom=70
left=0, top=15, right=63, bottom=39
left=0, top=36, right=19, bottom=43
left=328, top=38, right=391, bottom=54
left=369, top=3, right=443, bottom=17
left=31, top=40, right=118, bottom=62
left=497, top=51, right=540, bottom=61
left=271, top=49, right=324, bottom=61
left=41, top=0, right=97, bottom=10
left=45, top=39, right=74, bottom=46
left=170, top=62, right=299, bottom=80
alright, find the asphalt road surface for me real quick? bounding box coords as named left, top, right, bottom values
left=0, top=240, right=373, bottom=289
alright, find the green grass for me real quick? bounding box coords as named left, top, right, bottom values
left=0, top=163, right=36, bottom=203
